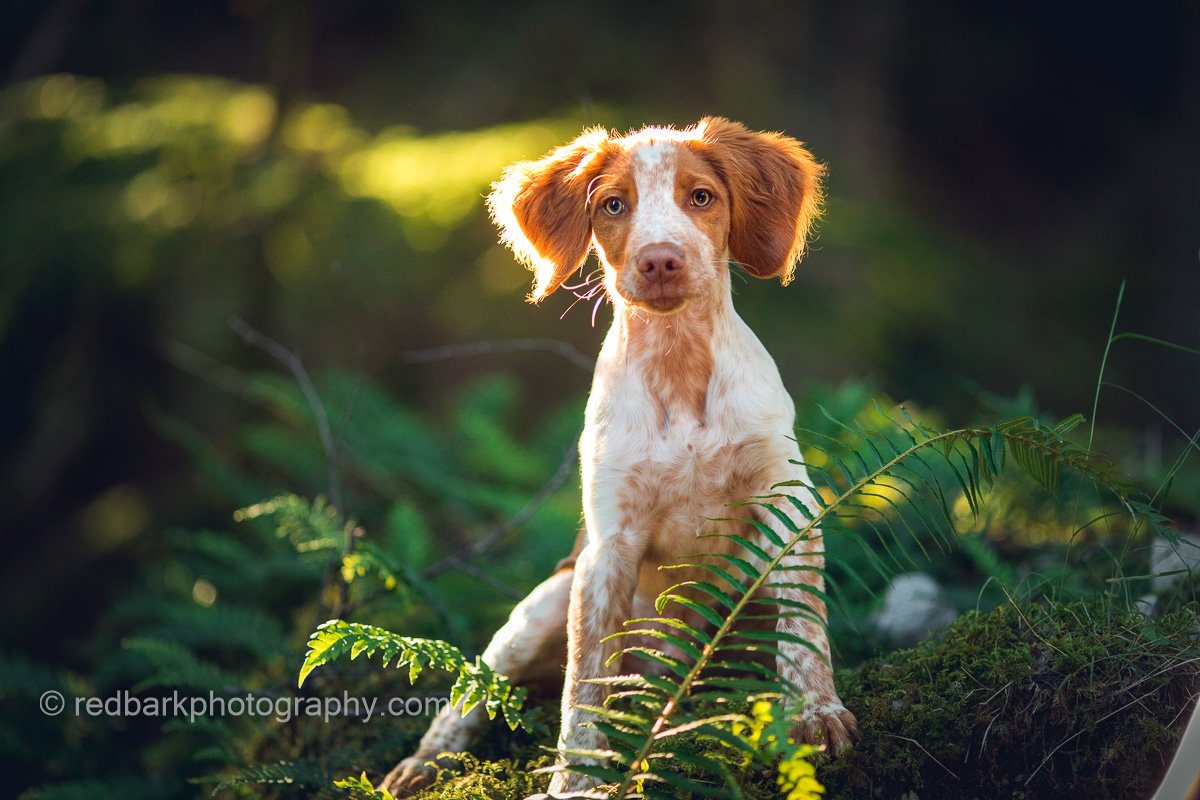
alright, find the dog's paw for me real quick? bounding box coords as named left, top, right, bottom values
left=789, top=700, right=858, bottom=755
left=380, top=756, right=437, bottom=798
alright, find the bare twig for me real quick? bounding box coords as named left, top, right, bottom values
left=403, top=338, right=594, bottom=373
left=881, top=733, right=961, bottom=780
left=162, top=338, right=259, bottom=402
left=424, top=437, right=580, bottom=578
left=437, top=556, right=526, bottom=600
left=229, top=316, right=352, bottom=618
left=229, top=316, right=345, bottom=517
left=406, top=338, right=589, bottom=581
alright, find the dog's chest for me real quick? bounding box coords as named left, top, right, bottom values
left=579, top=306, right=800, bottom=552
left=585, top=349, right=790, bottom=516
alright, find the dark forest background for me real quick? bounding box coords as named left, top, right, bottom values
left=1, top=2, right=1198, bottom=796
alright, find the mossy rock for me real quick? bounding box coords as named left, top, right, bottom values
left=402, top=599, right=1198, bottom=800
left=821, top=600, right=1198, bottom=799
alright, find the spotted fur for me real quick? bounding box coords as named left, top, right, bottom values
left=383, top=118, right=853, bottom=798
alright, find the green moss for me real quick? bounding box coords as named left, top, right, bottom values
left=821, top=600, right=1199, bottom=799
left=412, top=754, right=554, bottom=800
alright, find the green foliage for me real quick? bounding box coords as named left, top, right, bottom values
left=732, top=700, right=824, bottom=800
left=394, top=754, right=556, bottom=800
left=236, top=495, right=346, bottom=555
left=332, top=772, right=397, bottom=800
left=298, top=620, right=527, bottom=731
left=7, top=362, right=581, bottom=800
left=123, top=637, right=241, bottom=692
left=211, top=761, right=339, bottom=794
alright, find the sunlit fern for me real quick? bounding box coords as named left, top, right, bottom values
left=544, top=410, right=1167, bottom=799
left=298, top=620, right=528, bottom=732
left=211, top=760, right=339, bottom=795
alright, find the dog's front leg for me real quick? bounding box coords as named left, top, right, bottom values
left=756, top=495, right=858, bottom=753
left=384, top=569, right=572, bottom=797
left=546, top=537, right=639, bottom=797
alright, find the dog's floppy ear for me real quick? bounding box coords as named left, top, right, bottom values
left=488, top=127, right=611, bottom=302
left=695, top=117, right=825, bottom=284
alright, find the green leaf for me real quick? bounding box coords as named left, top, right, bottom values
left=296, top=620, right=527, bottom=729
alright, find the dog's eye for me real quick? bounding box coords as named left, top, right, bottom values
left=691, top=189, right=713, bottom=207
left=602, top=197, right=624, bottom=216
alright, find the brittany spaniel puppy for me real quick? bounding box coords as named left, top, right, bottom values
left=384, top=117, right=856, bottom=797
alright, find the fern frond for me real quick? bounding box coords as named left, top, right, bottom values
left=235, top=494, right=344, bottom=553
left=140, top=602, right=287, bottom=659
left=340, top=540, right=413, bottom=602
left=122, top=638, right=240, bottom=692
left=298, top=620, right=527, bottom=730
left=208, top=759, right=335, bottom=791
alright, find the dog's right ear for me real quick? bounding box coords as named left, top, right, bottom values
left=488, top=127, right=610, bottom=302
left=695, top=117, right=824, bottom=285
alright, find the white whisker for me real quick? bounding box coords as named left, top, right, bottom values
left=590, top=291, right=609, bottom=327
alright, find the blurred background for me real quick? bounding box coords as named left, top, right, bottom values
left=1, top=1, right=1198, bottom=794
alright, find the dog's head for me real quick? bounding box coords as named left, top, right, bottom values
left=489, top=117, right=824, bottom=313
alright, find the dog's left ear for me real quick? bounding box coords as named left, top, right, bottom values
left=695, top=117, right=825, bottom=284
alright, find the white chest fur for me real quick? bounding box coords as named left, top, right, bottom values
left=578, top=288, right=803, bottom=589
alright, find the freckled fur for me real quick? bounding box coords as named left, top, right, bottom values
left=625, top=307, right=714, bottom=426
left=386, top=119, right=853, bottom=799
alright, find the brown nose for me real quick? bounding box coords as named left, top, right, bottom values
left=636, top=244, right=685, bottom=283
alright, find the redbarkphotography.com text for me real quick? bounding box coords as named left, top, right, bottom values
left=39, top=689, right=449, bottom=724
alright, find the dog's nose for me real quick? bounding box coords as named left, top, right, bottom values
left=636, top=244, right=685, bottom=283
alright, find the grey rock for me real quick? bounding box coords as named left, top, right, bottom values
left=1149, top=533, right=1200, bottom=593
left=873, top=572, right=958, bottom=647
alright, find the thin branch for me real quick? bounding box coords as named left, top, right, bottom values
left=436, top=556, right=526, bottom=600
left=228, top=316, right=345, bottom=517
left=881, top=733, right=961, bottom=780
left=162, top=338, right=259, bottom=402
left=423, top=437, right=580, bottom=578
left=403, top=338, right=594, bottom=373
left=229, top=316, right=352, bottom=619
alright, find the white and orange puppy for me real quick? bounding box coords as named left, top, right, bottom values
left=385, top=118, right=856, bottom=797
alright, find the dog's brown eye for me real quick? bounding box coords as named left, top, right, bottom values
left=691, top=189, right=713, bottom=207
left=602, top=197, right=624, bottom=216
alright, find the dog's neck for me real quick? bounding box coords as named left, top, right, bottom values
left=601, top=270, right=738, bottom=427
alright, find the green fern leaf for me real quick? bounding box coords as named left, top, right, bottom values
left=297, top=619, right=528, bottom=730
